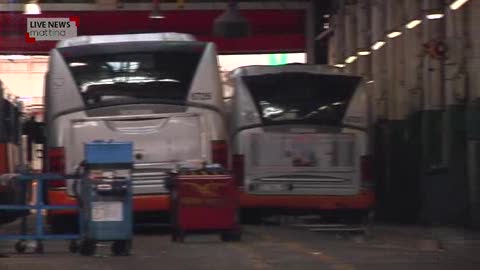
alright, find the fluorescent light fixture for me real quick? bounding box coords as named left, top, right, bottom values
left=24, top=3, right=41, bottom=15
left=367, top=80, right=374, bottom=84
left=371, top=41, right=386, bottom=50
left=345, top=56, right=358, bottom=64
left=450, top=0, right=470, bottom=10
left=0, top=55, right=30, bottom=60
left=405, top=19, right=422, bottom=29
left=387, top=31, right=402, bottom=39
left=334, top=64, right=346, bottom=68
left=426, top=13, right=444, bottom=19
left=358, top=50, right=371, bottom=56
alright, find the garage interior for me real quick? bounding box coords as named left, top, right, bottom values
left=1, top=0, right=480, bottom=269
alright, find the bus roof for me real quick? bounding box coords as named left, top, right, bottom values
left=228, top=64, right=355, bottom=80
left=56, top=32, right=197, bottom=48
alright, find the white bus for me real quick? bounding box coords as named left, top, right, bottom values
left=43, top=33, right=228, bottom=231
left=228, top=65, right=374, bottom=223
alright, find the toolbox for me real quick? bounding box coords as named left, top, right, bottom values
left=169, top=166, right=241, bottom=242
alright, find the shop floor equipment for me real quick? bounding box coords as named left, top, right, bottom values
left=0, top=173, right=79, bottom=254
left=169, top=166, right=241, bottom=242
left=69, top=141, right=134, bottom=256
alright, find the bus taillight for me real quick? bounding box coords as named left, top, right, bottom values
left=211, top=140, right=229, bottom=169
left=47, top=147, right=65, bottom=188
left=232, top=154, right=244, bottom=187
left=360, top=155, right=373, bottom=188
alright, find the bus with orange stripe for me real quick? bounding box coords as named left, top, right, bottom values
left=227, top=65, right=374, bottom=223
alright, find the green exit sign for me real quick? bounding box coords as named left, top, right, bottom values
left=268, top=53, right=288, bottom=65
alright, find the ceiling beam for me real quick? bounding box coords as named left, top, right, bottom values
left=0, top=1, right=308, bottom=12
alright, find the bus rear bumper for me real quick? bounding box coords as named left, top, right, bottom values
left=46, top=190, right=171, bottom=216
left=239, top=190, right=375, bottom=210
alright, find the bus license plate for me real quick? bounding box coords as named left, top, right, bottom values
left=256, top=184, right=288, bottom=192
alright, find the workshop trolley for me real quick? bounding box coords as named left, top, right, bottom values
left=169, top=165, right=241, bottom=242
left=70, top=141, right=134, bottom=256
left=0, top=173, right=79, bottom=253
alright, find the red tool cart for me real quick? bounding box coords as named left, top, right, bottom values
left=169, top=168, right=241, bottom=242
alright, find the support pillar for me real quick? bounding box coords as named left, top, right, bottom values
left=329, top=2, right=346, bottom=67
left=305, top=0, right=316, bottom=65
left=377, top=0, right=415, bottom=223
left=418, top=0, right=457, bottom=225
left=370, top=0, right=389, bottom=220
left=465, top=0, right=480, bottom=228
left=344, top=2, right=357, bottom=74
left=403, top=5, right=425, bottom=219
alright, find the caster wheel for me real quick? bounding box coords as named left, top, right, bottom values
left=15, top=241, right=27, bottom=254
left=172, top=230, right=184, bottom=243
left=177, top=231, right=185, bottom=243
left=34, top=241, right=44, bottom=254
left=69, top=240, right=79, bottom=253
left=79, top=240, right=96, bottom=256
left=221, top=233, right=229, bottom=242
left=111, top=240, right=131, bottom=256
left=177, top=235, right=185, bottom=243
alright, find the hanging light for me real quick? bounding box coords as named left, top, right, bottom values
left=371, top=41, right=386, bottom=50
left=357, top=49, right=371, bottom=56
left=387, top=30, right=402, bottom=39
left=426, top=13, right=444, bottom=19
left=24, top=0, right=41, bottom=15
left=149, top=0, right=165, bottom=19
left=345, top=55, right=358, bottom=64
left=450, top=0, right=470, bottom=10
left=213, top=0, right=251, bottom=38
left=405, top=19, right=422, bottom=29
left=424, top=0, right=445, bottom=19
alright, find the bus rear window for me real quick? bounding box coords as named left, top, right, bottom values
left=242, top=72, right=362, bottom=126
left=58, top=42, right=205, bottom=107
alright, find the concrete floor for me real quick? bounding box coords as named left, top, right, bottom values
left=1, top=221, right=480, bottom=270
